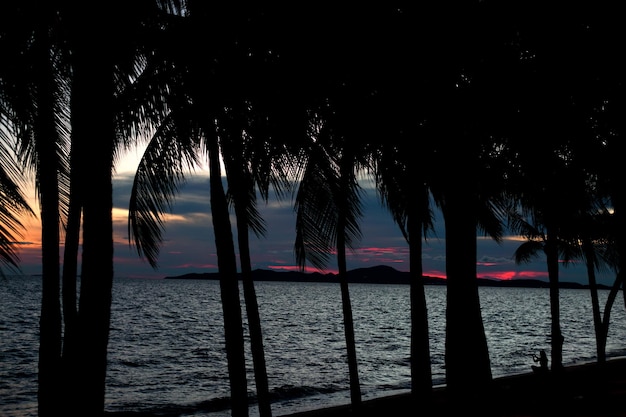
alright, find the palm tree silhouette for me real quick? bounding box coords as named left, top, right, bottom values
left=59, top=1, right=173, bottom=414
left=293, top=117, right=366, bottom=409
left=0, top=3, right=69, bottom=414
left=373, top=140, right=435, bottom=400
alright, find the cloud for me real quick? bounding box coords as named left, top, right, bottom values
left=9, top=166, right=611, bottom=286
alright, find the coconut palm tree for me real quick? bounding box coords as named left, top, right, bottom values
left=421, top=1, right=518, bottom=399
left=422, top=0, right=553, bottom=398
left=293, top=117, right=366, bottom=409
left=578, top=13, right=626, bottom=366
left=503, top=7, right=607, bottom=372
left=125, top=5, right=307, bottom=415
left=219, top=103, right=299, bottom=417
left=127, top=90, right=250, bottom=417
left=373, top=140, right=435, bottom=400
left=0, top=4, right=52, bottom=276
left=58, top=2, right=178, bottom=413
left=509, top=208, right=578, bottom=371
left=0, top=3, right=70, bottom=414
left=577, top=210, right=616, bottom=363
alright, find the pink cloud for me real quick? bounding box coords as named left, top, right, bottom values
left=478, top=270, right=549, bottom=281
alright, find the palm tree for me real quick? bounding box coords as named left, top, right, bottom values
left=127, top=5, right=346, bottom=415
left=293, top=119, right=364, bottom=409
left=502, top=2, right=626, bottom=375
left=579, top=14, right=626, bottom=366
left=219, top=104, right=297, bottom=417
left=59, top=2, right=176, bottom=413
left=577, top=211, right=615, bottom=363
left=421, top=1, right=516, bottom=398
left=373, top=141, right=435, bottom=400
left=126, top=5, right=306, bottom=414
left=423, top=0, right=541, bottom=398
left=509, top=208, right=577, bottom=371
left=508, top=77, right=582, bottom=375
left=0, top=4, right=46, bottom=275
left=0, top=3, right=70, bottom=415
left=366, top=8, right=440, bottom=398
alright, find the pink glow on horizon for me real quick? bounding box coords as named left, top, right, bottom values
left=170, top=262, right=218, bottom=269
left=267, top=264, right=338, bottom=274
left=347, top=246, right=409, bottom=265
left=424, top=270, right=447, bottom=279
left=357, top=246, right=406, bottom=254
left=478, top=270, right=548, bottom=281
left=424, top=269, right=549, bottom=281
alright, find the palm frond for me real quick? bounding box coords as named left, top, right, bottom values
left=128, top=110, right=201, bottom=267
left=0, top=164, right=35, bottom=273
left=477, top=199, right=505, bottom=243
left=507, top=209, right=544, bottom=240
left=513, top=240, right=545, bottom=264
left=293, top=150, right=338, bottom=270
left=341, top=172, right=364, bottom=250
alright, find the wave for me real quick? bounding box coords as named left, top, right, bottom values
left=103, top=383, right=349, bottom=417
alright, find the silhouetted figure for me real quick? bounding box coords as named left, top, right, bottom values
left=532, top=349, right=549, bottom=373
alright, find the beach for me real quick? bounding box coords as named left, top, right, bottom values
left=282, top=358, right=626, bottom=417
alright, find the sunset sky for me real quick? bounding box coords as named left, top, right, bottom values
left=12, top=147, right=613, bottom=286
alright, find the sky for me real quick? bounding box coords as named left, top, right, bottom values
left=11, top=147, right=615, bottom=286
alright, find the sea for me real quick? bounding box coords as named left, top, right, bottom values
left=2, top=275, right=626, bottom=417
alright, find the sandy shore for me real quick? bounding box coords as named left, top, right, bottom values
left=106, top=358, right=626, bottom=417
left=280, top=358, right=626, bottom=417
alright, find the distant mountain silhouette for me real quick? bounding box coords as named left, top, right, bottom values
left=164, top=265, right=607, bottom=289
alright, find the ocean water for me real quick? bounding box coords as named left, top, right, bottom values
left=2, top=275, right=626, bottom=416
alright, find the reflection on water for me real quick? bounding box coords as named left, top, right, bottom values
left=2, top=275, right=625, bottom=416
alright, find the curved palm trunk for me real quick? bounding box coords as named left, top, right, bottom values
left=59, top=130, right=83, bottom=413
left=60, top=153, right=81, bottom=359
left=336, top=229, right=362, bottom=409
left=336, top=159, right=361, bottom=409
left=443, top=181, right=492, bottom=402
left=407, top=188, right=433, bottom=401
left=582, top=237, right=606, bottom=362
left=592, top=184, right=626, bottom=364
left=33, top=21, right=63, bottom=417
left=600, top=272, right=623, bottom=358
left=207, top=129, right=249, bottom=417
left=545, top=235, right=564, bottom=371
left=235, top=211, right=272, bottom=417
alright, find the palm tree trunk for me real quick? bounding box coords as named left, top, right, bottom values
left=545, top=235, right=564, bottom=371
left=337, top=160, right=361, bottom=409
left=33, top=19, right=63, bottom=417
left=236, top=213, right=272, bottom=417
left=60, top=134, right=83, bottom=413
left=66, top=23, right=116, bottom=414
left=407, top=190, right=433, bottom=400
left=61, top=156, right=81, bottom=360
left=337, top=232, right=362, bottom=409
left=207, top=128, right=249, bottom=417
left=599, top=273, right=622, bottom=365
left=582, top=238, right=605, bottom=362
left=443, top=180, right=492, bottom=401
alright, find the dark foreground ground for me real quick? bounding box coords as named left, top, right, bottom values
left=108, top=358, right=626, bottom=417
left=283, top=358, right=626, bottom=417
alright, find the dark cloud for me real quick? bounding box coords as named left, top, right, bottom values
left=8, top=172, right=595, bottom=285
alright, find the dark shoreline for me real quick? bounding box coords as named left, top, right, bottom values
left=279, top=357, right=626, bottom=417
left=105, top=358, right=626, bottom=417
left=165, top=265, right=612, bottom=290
